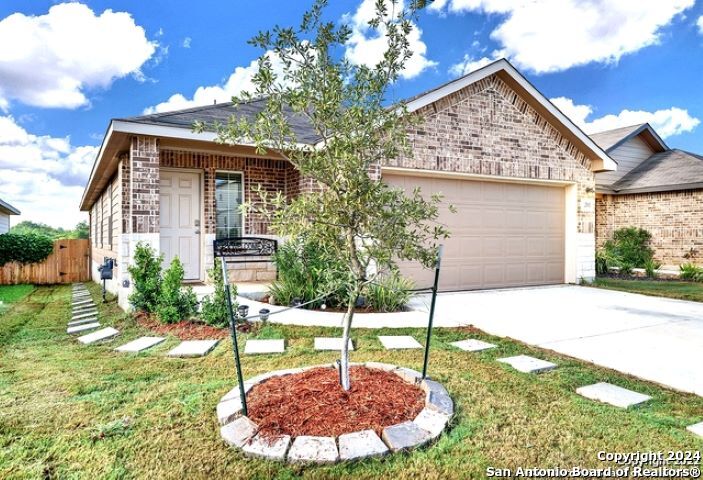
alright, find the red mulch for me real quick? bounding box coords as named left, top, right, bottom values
left=247, top=366, right=425, bottom=439
left=136, top=313, right=229, bottom=340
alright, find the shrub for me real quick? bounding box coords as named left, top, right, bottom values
left=268, top=238, right=350, bottom=309
left=644, top=258, right=661, bottom=279
left=680, top=263, right=703, bottom=282
left=0, top=233, right=54, bottom=266
left=156, top=257, right=198, bottom=324
left=127, top=243, right=162, bottom=313
left=364, top=271, right=414, bottom=312
left=600, top=227, right=654, bottom=275
left=201, top=264, right=238, bottom=327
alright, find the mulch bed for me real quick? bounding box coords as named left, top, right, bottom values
left=136, top=313, right=229, bottom=340
left=246, top=366, right=425, bottom=439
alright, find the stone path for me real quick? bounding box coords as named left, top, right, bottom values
left=378, top=335, right=422, bottom=350
left=78, top=327, right=120, bottom=345
left=67, top=322, right=101, bottom=334
left=68, top=317, right=99, bottom=327
left=687, top=422, right=703, bottom=438
left=244, top=339, right=285, bottom=355
left=576, top=382, right=652, bottom=408
left=314, top=337, right=354, bottom=351
left=497, top=355, right=557, bottom=374
left=167, top=340, right=220, bottom=357
left=116, top=336, right=166, bottom=353
left=450, top=338, right=496, bottom=352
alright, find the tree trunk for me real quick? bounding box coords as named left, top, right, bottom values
left=339, top=294, right=356, bottom=391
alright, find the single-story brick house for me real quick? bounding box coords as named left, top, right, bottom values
left=591, top=123, right=703, bottom=267
left=0, top=198, right=20, bottom=234
left=81, top=59, right=619, bottom=310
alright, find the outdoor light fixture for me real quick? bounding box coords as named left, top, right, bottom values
left=259, top=308, right=270, bottom=322
left=237, top=304, right=249, bottom=318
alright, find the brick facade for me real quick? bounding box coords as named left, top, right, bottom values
left=387, top=74, right=596, bottom=235
left=130, top=137, right=160, bottom=234
left=596, top=190, right=703, bottom=266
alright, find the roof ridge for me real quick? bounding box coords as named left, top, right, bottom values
left=120, top=95, right=269, bottom=122
left=590, top=123, right=646, bottom=136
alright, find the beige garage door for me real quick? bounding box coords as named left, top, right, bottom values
left=384, top=173, right=565, bottom=291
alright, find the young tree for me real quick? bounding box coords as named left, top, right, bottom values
left=201, top=0, right=449, bottom=390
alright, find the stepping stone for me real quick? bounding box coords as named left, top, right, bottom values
left=73, top=305, right=97, bottom=312
left=338, top=429, right=388, bottom=461
left=67, top=322, right=100, bottom=334
left=78, top=327, right=119, bottom=345
left=72, top=311, right=98, bottom=321
left=72, top=299, right=92, bottom=306
left=576, top=382, right=652, bottom=408
left=115, top=336, right=166, bottom=353
left=242, top=433, right=291, bottom=461
left=73, top=309, right=97, bottom=316
left=244, top=339, right=285, bottom=355
left=313, top=337, right=354, bottom=351
left=687, top=422, right=703, bottom=438
left=451, top=339, right=496, bottom=352
left=68, top=317, right=98, bottom=327
left=378, top=335, right=423, bottom=350
left=287, top=436, right=339, bottom=464
left=167, top=340, right=219, bottom=358
left=497, top=355, right=557, bottom=374
left=220, top=416, right=257, bottom=448
left=382, top=421, right=432, bottom=452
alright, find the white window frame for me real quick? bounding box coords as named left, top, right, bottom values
left=214, top=170, right=246, bottom=239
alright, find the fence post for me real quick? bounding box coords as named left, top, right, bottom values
left=221, top=257, right=248, bottom=416
left=422, top=245, right=443, bottom=380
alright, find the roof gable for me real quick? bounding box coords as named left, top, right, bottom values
left=590, top=123, right=667, bottom=153
left=403, top=58, right=616, bottom=172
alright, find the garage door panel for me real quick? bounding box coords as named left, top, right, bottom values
left=384, top=173, right=565, bottom=291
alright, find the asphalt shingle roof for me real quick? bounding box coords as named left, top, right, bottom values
left=0, top=198, right=20, bottom=215
left=119, top=98, right=322, bottom=145
left=611, top=149, right=703, bottom=193
left=589, top=124, right=646, bottom=152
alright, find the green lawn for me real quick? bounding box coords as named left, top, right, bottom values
left=1, top=285, right=701, bottom=479
left=0, top=284, right=34, bottom=314
left=592, top=277, right=703, bottom=302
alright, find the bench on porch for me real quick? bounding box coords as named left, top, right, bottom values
left=213, top=237, right=278, bottom=280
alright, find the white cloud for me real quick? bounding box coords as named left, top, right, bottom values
left=0, top=2, right=157, bottom=109
left=344, top=0, right=437, bottom=79
left=0, top=115, right=97, bottom=227
left=449, top=54, right=496, bottom=76
left=432, top=0, right=694, bottom=74
left=183, top=37, right=192, bottom=48
left=143, top=51, right=286, bottom=114
left=551, top=97, right=700, bottom=138
left=697, top=15, right=703, bottom=34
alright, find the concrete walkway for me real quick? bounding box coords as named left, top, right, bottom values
left=232, top=284, right=703, bottom=396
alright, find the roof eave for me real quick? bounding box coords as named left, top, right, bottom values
left=611, top=182, right=703, bottom=195
left=404, top=58, right=617, bottom=173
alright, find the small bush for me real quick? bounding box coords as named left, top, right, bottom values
left=0, top=233, right=54, bottom=266
left=644, top=258, right=661, bottom=279
left=600, top=227, right=654, bottom=275
left=680, top=263, right=703, bottom=282
left=156, top=257, right=198, bottom=324
left=268, top=238, right=350, bottom=309
left=201, top=264, right=238, bottom=327
left=365, top=271, right=414, bottom=312
left=127, top=243, right=162, bottom=313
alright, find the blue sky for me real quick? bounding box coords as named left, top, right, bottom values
left=1, top=0, right=702, bottom=227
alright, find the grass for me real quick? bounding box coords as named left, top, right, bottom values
left=0, top=284, right=34, bottom=314
left=592, top=277, right=703, bottom=302
left=0, top=284, right=702, bottom=479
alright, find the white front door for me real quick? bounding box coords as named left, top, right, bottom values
left=160, top=170, right=201, bottom=280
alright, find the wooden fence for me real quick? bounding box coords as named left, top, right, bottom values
left=0, top=239, right=90, bottom=285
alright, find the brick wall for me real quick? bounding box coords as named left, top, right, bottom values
left=387, top=73, right=596, bottom=235
left=596, top=190, right=703, bottom=266
left=130, top=137, right=160, bottom=234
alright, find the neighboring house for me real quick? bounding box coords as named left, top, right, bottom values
left=0, top=198, right=20, bottom=234
left=591, top=124, right=703, bottom=267
left=80, top=59, right=615, bottom=310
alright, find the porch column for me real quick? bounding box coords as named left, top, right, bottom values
left=119, top=135, right=160, bottom=310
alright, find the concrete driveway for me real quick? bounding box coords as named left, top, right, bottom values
left=410, top=285, right=703, bottom=396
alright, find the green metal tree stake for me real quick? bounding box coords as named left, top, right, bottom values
left=422, top=245, right=443, bottom=380
left=221, top=257, right=248, bottom=416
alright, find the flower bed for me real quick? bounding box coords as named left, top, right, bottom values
left=217, top=363, right=453, bottom=463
